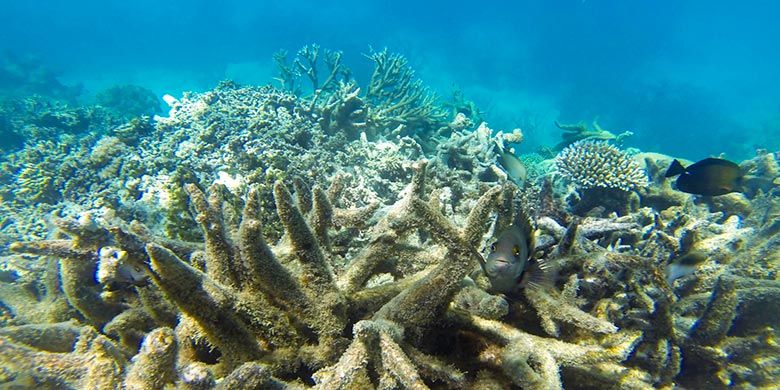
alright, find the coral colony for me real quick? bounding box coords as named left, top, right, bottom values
left=1, top=46, right=778, bottom=389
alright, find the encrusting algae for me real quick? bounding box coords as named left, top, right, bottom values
left=0, top=46, right=778, bottom=389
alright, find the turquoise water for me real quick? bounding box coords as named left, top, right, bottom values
left=2, top=1, right=778, bottom=158
left=1, top=2, right=778, bottom=389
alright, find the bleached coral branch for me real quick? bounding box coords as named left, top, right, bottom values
left=450, top=308, right=642, bottom=390
left=525, top=287, right=618, bottom=337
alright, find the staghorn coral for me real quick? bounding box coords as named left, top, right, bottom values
left=364, top=48, right=448, bottom=135
left=5, top=162, right=779, bottom=388
left=0, top=79, right=426, bottom=245
left=274, top=45, right=449, bottom=141
left=315, top=80, right=368, bottom=140
left=568, top=189, right=779, bottom=387
left=273, top=45, right=351, bottom=97
left=449, top=308, right=643, bottom=390
left=1, top=47, right=474, bottom=248
left=3, top=162, right=655, bottom=389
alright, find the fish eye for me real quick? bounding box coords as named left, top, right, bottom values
left=490, top=244, right=496, bottom=252
left=512, top=246, right=520, bottom=257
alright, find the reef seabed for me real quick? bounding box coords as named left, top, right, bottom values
left=1, top=49, right=778, bottom=389
left=4, top=150, right=777, bottom=389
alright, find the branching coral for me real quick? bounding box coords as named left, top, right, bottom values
left=4, top=160, right=656, bottom=389
left=555, top=140, right=646, bottom=192
left=555, top=140, right=647, bottom=216
left=544, top=176, right=780, bottom=389
left=364, top=48, right=448, bottom=134
left=272, top=45, right=449, bottom=141
left=449, top=308, right=643, bottom=390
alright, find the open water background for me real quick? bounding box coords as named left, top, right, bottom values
left=1, top=0, right=778, bottom=159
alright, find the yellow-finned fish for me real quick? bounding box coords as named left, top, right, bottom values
left=481, top=209, right=553, bottom=295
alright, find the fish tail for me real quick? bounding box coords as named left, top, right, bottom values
left=664, top=159, right=686, bottom=177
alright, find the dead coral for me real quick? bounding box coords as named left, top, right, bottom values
left=364, top=48, right=448, bottom=135
left=5, top=163, right=648, bottom=389
left=449, top=308, right=642, bottom=390
left=553, top=120, right=633, bottom=150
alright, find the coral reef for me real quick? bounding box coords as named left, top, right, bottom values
left=95, top=84, right=161, bottom=119
left=273, top=44, right=351, bottom=97
left=276, top=46, right=448, bottom=141
left=363, top=48, right=448, bottom=135
left=555, top=140, right=646, bottom=192
left=0, top=94, right=121, bottom=152
left=0, top=52, right=81, bottom=103
left=1, top=45, right=778, bottom=389
left=6, top=148, right=776, bottom=388
left=5, top=163, right=648, bottom=389
left=554, top=140, right=646, bottom=216
left=553, top=120, right=633, bottom=150
left=0, top=46, right=524, bottom=247
left=0, top=81, right=412, bottom=243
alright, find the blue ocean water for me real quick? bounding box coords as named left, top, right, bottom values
left=2, top=1, right=778, bottom=159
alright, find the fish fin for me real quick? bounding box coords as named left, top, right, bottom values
left=520, top=257, right=557, bottom=291
left=473, top=247, right=487, bottom=268
left=665, top=159, right=686, bottom=178
left=693, top=157, right=740, bottom=170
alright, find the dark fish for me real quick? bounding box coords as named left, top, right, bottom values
left=664, top=158, right=743, bottom=196
left=499, top=151, right=527, bottom=186
left=481, top=209, right=552, bottom=295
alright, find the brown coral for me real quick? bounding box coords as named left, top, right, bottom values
left=5, top=162, right=650, bottom=389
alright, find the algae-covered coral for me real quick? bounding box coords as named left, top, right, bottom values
left=1, top=46, right=779, bottom=389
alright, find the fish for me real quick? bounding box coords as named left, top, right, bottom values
left=499, top=151, right=527, bottom=187
left=665, top=250, right=708, bottom=285
left=664, top=157, right=743, bottom=196
left=481, top=209, right=553, bottom=295
left=104, top=263, right=149, bottom=291
left=97, top=247, right=149, bottom=291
